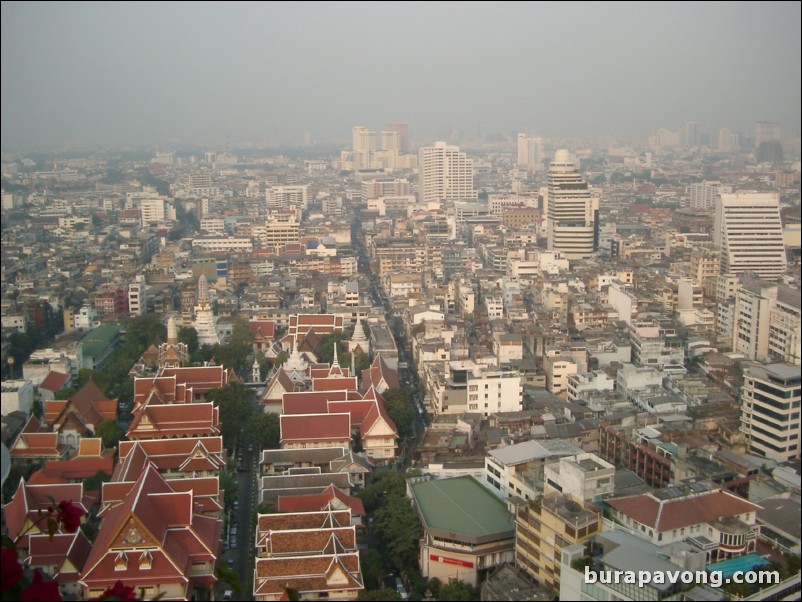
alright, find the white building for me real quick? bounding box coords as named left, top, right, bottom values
left=485, top=439, right=583, bottom=501
left=266, top=185, right=308, bottom=210
left=543, top=453, right=615, bottom=502
left=741, top=362, right=801, bottom=463
left=728, top=275, right=801, bottom=365
left=567, top=370, right=616, bottom=402
left=516, top=134, right=544, bottom=172
left=1, top=379, right=34, bottom=416
left=431, top=361, right=522, bottom=417
left=418, top=142, right=476, bottom=204
left=128, top=275, right=147, bottom=316
left=546, top=150, right=598, bottom=260
left=714, top=192, right=786, bottom=278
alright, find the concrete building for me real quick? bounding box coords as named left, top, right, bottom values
left=740, top=362, right=801, bottom=463
left=515, top=495, right=601, bottom=591
left=1, top=379, right=34, bottom=416
left=714, top=192, right=786, bottom=279
left=418, top=142, right=476, bottom=204
left=728, top=276, right=801, bottom=365
left=409, top=475, right=515, bottom=587
left=543, top=453, right=615, bottom=502
left=545, top=150, right=598, bottom=260
left=516, top=133, right=544, bottom=172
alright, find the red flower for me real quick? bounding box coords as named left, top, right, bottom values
left=99, top=580, right=140, bottom=601
left=19, top=570, right=62, bottom=601
left=1, top=547, right=23, bottom=594
left=56, top=500, right=85, bottom=533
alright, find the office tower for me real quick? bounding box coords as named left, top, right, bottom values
left=682, top=121, right=699, bottom=147
left=516, top=133, right=544, bottom=172
left=754, top=121, right=780, bottom=148
left=689, top=179, right=721, bottom=212
left=266, top=185, right=309, bottom=210
left=387, top=122, right=409, bottom=152
left=418, top=142, right=476, bottom=204
left=726, top=275, right=801, bottom=364
left=740, top=363, right=801, bottom=462
left=714, top=192, right=786, bottom=278
left=352, top=126, right=377, bottom=169
left=546, top=150, right=598, bottom=260
left=718, top=128, right=740, bottom=152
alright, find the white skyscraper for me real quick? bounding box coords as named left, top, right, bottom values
left=546, top=150, right=598, bottom=260
left=418, top=142, right=476, bottom=204
left=714, top=192, right=786, bottom=278
left=741, top=363, right=801, bottom=463
left=517, top=133, right=544, bottom=172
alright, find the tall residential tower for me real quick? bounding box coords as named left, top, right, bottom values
left=545, top=150, right=598, bottom=260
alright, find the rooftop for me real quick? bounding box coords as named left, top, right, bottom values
left=410, top=476, right=514, bottom=544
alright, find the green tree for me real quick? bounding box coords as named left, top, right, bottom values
left=359, top=550, right=386, bottom=590
left=382, top=388, right=414, bottom=439
left=243, top=412, right=280, bottom=451
left=373, top=495, right=422, bottom=575
left=316, top=332, right=346, bottom=366
left=438, top=579, right=476, bottom=601
left=95, top=419, right=125, bottom=448
left=83, top=469, right=112, bottom=492
left=220, top=472, right=239, bottom=508
left=353, top=351, right=371, bottom=379
left=54, top=387, right=77, bottom=400
left=208, top=383, right=255, bottom=450
left=178, top=326, right=200, bottom=357
left=359, top=470, right=408, bottom=513
left=357, top=589, right=400, bottom=601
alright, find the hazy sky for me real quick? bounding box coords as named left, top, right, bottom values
left=2, top=1, right=800, bottom=149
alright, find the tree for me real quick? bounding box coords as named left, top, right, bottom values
left=220, top=473, right=239, bottom=508
left=382, top=388, right=414, bottom=439
left=95, top=419, right=125, bottom=448
left=359, top=550, right=386, bottom=590
left=208, top=383, right=255, bottom=450
left=372, top=495, right=422, bottom=576
left=357, top=589, right=400, bottom=601
left=438, top=579, right=476, bottom=601
left=243, top=412, right=280, bottom=451
left=178, top=326, right=199, bottom=357
left=82, top=469, right=111, bottom=492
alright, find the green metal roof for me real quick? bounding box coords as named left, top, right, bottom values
left=410, top=476, right=513, bottom=542
left=80, top=323, right=123, bottom=358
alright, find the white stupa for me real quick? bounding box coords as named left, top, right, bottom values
left=192, top=275, right=219, bottom=345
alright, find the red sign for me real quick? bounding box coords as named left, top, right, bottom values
left=430, top=554, right=474, bottom=568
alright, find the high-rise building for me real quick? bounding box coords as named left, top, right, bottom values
left=754, top=121, right=780, bottom=148
left=387, top=122, right=409, bottom=152
left=689, top=179, right=721, bottom=212
left=342, top=125, right=402, bottom=170
left=681, top=121, right=699, bottom=147
left=516, top=133, right=544, bottom=172
left=545, top=150, right=598, bottom=260
left=740, top=362, right=801, bottom=462
left=718, top=127, right=740, bottom=152
left=418, top=142, right=476, bottom=204
left=128, top=275, right=146, bottom=316
left=713, top=192, right=786, bottom=278
left=725, top=275, right=801, bottom=364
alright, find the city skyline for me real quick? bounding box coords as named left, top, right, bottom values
left=1, top=2, right=800, bottom=150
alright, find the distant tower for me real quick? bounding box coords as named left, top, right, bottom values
left=418, top=142, right=477, bottom=204
left=252, top=356, right=261, bottom=383
left=754, top=121, right=780, bottom=148
left=158, top=315, right=189, bottom=368
left=349, top=312, right=370, bottom=357
left=193, top=275, right=219, bottom=345
left=714, top=192, right=786, bottom=278
left=546, top=149, right=598, bottom=260
left=387, top=122, right=409, bottom=152
left=517, top=133, right=544, bottom=172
